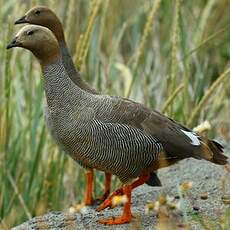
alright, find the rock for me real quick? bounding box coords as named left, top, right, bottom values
left=192, top=206, right=200, bottom=211
left=222, top=195, right=230, bottom=205
left=12, top=141, right=230, bottom=230
left=200, top=192, right=208, bottom=200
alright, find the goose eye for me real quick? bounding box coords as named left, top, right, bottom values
left=35, top=10, right=41, bottom=15
left=27, top=30, right=34, bottom=36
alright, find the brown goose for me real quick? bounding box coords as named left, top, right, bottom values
left=15, top=6, right=109, bottom=205
left=15, top=6, right=163, bottom=203
left=7, top=25, right=228, bottom=225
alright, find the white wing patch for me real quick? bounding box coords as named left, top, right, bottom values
left=180, top=129, right=200, bottom=146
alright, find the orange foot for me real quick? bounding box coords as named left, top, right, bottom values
left=98, top=184, right=132, bottom=225
left=98, top=214, right=131, bottom=225
left=96, top=188, right=123, bottom=211
left=97, top=174, right=149, bottom=211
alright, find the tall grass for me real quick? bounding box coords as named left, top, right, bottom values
left=0, top=0, right=229, bottom=228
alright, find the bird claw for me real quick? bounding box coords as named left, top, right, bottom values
left=84, top=191, right=112, bottom=206
left=98, top=215, right=131, bottom=225
left=96, top=189, right=123, bottom=211
left=96, top=198, right=112, bottom=211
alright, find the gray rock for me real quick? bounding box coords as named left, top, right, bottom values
left=12, top=141, right=230, bottom=230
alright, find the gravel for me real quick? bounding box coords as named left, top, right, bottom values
left=12, top=141, right=230, bottom=230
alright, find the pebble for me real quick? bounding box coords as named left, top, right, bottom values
left=193, top=206, right=200, bottom=211
left=221, top=194, right=230, bottom=205
left=200, top=192, right=208, bottom=200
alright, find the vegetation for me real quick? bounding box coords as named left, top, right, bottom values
left=0, top=0, right=229, bottom=228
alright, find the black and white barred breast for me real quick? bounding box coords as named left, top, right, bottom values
left=51, top=111, right=163, bottom=182
left=43, top=58, right=163, bottom=182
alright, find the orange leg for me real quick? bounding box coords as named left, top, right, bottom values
left=96, top=174, right=149, bottom=212
left=130, top=174, right=150, bottom=189
left=96, top=173, right=112, bottom=202
left=84, top=170, right=94, bottom=205
left=104, top=173, right=112, bottom=198
left=98, top=184, right=132, bottom=225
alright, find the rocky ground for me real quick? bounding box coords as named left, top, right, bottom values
left=12, top=141, right=230, bottom=230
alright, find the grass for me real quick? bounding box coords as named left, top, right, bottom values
left=0, top=0, right=229, bottom=228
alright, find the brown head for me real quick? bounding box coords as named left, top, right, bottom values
left=15, top=6, right=65, bottom=43
left=7, top=25, right=60, bottom=67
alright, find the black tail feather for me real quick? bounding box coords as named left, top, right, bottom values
left=209, top=140, right=228, bottom=165
left=212, top=140, right=224, bottom=151
left=145, top=172, right=162, bottom=187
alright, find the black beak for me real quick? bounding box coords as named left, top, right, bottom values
left=15, top=15, right=28, bottom=24
left=6, top=37, right=20, bottom=49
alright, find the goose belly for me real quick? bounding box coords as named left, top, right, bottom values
left=45, top=110, right=162, bottom=182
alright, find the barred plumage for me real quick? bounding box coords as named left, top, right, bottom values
left=44, top=58, right=163, bottom=183
left=8, top=24, right=228, bottom=225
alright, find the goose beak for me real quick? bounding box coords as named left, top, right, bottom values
left=6, top=37, right=21, bottom=49
left=15, top=15, right=28, bottom=24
